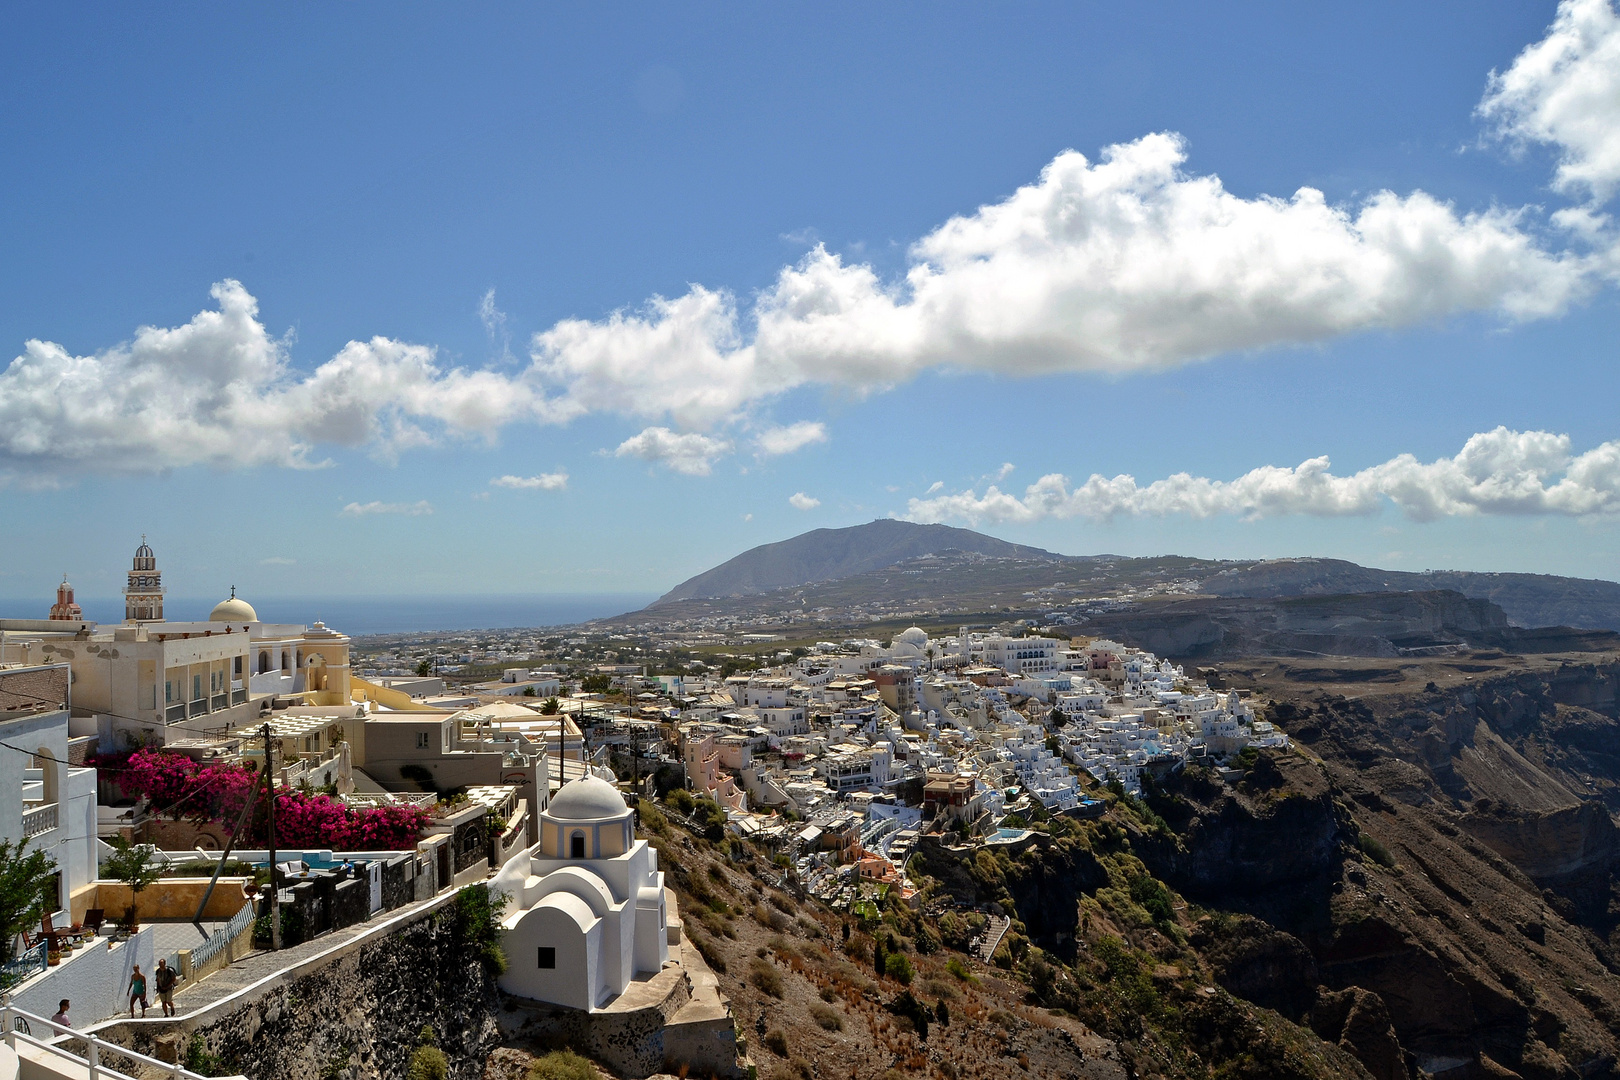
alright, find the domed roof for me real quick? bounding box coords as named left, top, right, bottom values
left=134, top=541, right=153, bottom=559
left=209, top=587, right=258, bottom=623
left=546, top=776, right=629, bottom=821
left=897, top=626, right=929, bottom=647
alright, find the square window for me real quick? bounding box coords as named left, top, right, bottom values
left=537, top=947, right=556, bottom=969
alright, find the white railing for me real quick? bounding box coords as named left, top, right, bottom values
left=21, top=802, right=57, bottom=837
left=188, top=901, right=255, bottom=970
left=1, top=1004, right=216, bottom=1080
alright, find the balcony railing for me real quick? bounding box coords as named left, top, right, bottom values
left=166, top=703, right=186, bottom=722
left=189, top=699, right=208, bottom=717
left=232, top=688, right=247, bottom=705
left=212, top=693, right=228, bottom=710
left=21, top=801, right=57, bottom=837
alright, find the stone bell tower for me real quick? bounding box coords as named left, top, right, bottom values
left=124, top=535, right=165, bottom=623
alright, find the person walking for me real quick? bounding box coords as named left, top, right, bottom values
left=128, top=964, right=148, bottom=1018
left=154, top=957, right=178, bottom=1017
left=49, top=1000, right=71, bottom=1029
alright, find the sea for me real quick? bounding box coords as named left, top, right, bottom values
left=0, top=593, right=658, bottom=637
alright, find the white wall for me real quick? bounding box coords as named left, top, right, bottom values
left=14, top=929, right=154, bottom=1026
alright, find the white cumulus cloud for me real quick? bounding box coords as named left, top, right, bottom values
left=788, top=492, right=821, bottom=510
left=0, top=279, right=565, bottom=484
left=755, top=421, right=829, bottom=457
left=490, top=471, right=568, bottom=491
left=613, top=427, right=733, bottom=476
left=904, top=428, right=1620, bottom=524
left=340, top=500, right=435, bottom=517
left=1479, top=0, right=1620, bottom=204
left=524, top=134, right=1588, bottom=433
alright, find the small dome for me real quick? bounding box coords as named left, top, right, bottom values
left=134, top=542, right=153, bottom=560
left=897, top=626, right=929, bottom=647
left=210, top=588, right=258, bottom=623
left=547, top=776, right=629, bottom=821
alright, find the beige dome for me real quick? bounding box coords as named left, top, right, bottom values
left=209, top=588, right=258, bottom=623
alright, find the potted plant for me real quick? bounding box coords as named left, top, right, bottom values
left=103, top=836, right=162, bottom=932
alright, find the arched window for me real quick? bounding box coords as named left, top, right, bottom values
left=570, top=832, right=586, bottom=859
left=259, top=651, right=270, bottom=674
left=281, top=650, right=290, bottom=672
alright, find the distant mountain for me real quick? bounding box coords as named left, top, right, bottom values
left=653, top=519, right=1077, bottom=605
left=1202, top=558, right=1620, bottom=632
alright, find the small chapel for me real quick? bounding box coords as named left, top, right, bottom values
left=491, top=775, right=673, bottom=1011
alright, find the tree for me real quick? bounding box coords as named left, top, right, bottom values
left=580, top=673, right=613, bottom=694
left=540, top=696, right=560, bottom=715
left=104, top=836, right=162, bottom=929
left=0, top=838, right=55, bottom=961
left=415, top=658, right=433, bottom=678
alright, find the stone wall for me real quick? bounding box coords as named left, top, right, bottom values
left=94, top=897, right=503, bottom=1080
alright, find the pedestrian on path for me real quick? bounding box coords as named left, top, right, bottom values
left=155, top=958, right=178, bottom=1017
left=50, top=1000, right=70, bottom=1029
left=128, top=964, right=148, bottom=1017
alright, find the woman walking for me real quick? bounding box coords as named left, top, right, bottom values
left=128, top=964, right=148, bottom=1018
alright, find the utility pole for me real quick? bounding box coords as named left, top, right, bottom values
left=263, top=722, right=280, bottom=951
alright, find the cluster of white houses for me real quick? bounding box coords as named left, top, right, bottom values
left=635, top=624, right=1287, bottom=903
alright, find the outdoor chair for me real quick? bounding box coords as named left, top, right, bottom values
left=83, top=908, right=106, bottom=937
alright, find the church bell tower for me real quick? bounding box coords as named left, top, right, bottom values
left=124, top=536, right=165, bottom=622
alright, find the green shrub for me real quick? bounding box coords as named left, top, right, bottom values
left=183, top=1034, right=225, bottom=1076
left=811, top=1003, right=844, bottom=1031
left=450, top=883, right=508, bottom=973
left=1358, top=831, right=1397, bottom=868
left=945, top=956, right=976, bottom=983
left=764, top=1029, right=789, bottom=1056
left=884, top=951, right=914, bottom=985
left=1128, top=874, right=1176, bottom=928
left=527, top=1050, right=597, bottom=1080
left=749, top=956, right=783, bottom=997
left=406, top=1047, right=447, bottom=1080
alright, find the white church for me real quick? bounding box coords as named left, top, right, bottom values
left=491, top=775, right=674, bottom=1011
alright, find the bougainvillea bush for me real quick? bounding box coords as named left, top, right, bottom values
left=95, top=749, right=428, bottom=850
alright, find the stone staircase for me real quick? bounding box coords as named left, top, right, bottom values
left=974, top=914, right=1010, bottom=963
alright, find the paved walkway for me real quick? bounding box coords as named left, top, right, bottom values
left=166, top=894, right=444, bottom=1018
left=147, top=920, right=228, bottom=961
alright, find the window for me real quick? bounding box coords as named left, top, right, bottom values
left=259, top=651, right=270, bottom=674
left=192, top=674, right=203, bottom=701
left=537, top=947, right=555, bottom=969
left=165, top=681, right=173, bottom=704
left=234, top=656, right=243, bottom=676
left=570, top=834, right=586, bottom=859
left=416, top=732, right=430, bottom=749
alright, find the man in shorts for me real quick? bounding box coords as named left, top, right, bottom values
left=154, top=958, right=178, bottom=1017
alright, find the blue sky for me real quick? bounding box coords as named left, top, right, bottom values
left=3, top=1, right=1620, bottom=604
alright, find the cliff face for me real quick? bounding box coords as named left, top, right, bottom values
left=1192, top=660, right=1620, bottom=1080
left=1201, top=559, right=1620, bottom=632
left=1078, top=591, right=1541, bottom=661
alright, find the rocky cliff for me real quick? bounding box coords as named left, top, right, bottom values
left=1079, top=592, right=1617, bottom=660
